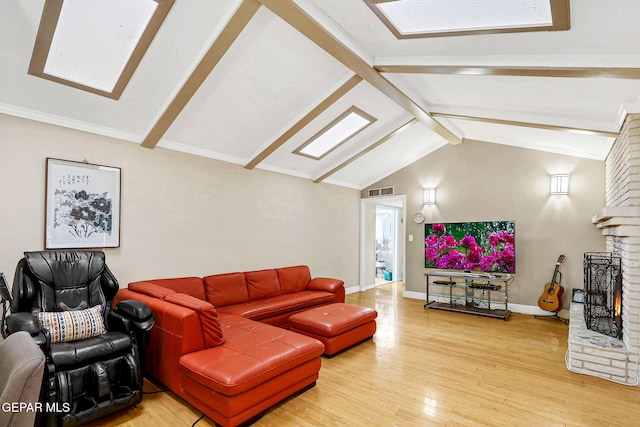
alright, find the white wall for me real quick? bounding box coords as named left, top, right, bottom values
left=362, top=139, right=607, bottom=309
left=0, top=114, right=361, bottom=287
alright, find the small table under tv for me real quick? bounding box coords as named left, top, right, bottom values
left=424, top=271, right=513, bottom=320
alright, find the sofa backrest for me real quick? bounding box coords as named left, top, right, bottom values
left=131, top=277, right=206, bottom=301
left=131, top=266, right=320, bottom=309
left=276, top=266, right=311, bottom=293
left=203, top=273, right=248, bottom=307
left=204, top=266, right=313, bottom=307
left=128, top=281, right=176, bottom=299
left=245, top=269, right=281, bottom=300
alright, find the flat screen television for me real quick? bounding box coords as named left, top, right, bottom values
left=425, top=220, right=515, bottom=274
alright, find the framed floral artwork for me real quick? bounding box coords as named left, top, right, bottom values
left=45, top=158, right=121, bottom=249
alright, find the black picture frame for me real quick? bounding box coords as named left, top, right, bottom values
left=45, top=158, right=121, bottom=249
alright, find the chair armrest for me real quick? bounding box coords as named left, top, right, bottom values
left=6, top=312, right=40, bottom=335
left=307, top=278, right=344, bottom=293
left=6, top=312, right=48, bottom=347
left=115, top=300, right=154, bottom=331
left=107, top=310, right=131, bottom=335
left=113, top=300, right=155, bottom=373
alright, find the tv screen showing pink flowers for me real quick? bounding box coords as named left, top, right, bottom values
left=425, top=221, right=515, bottom=274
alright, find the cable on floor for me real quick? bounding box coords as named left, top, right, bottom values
left=192, top=413, right=205, bottom=427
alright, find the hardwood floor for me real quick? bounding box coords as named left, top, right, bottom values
left=92, top=282, right=640, bottom=426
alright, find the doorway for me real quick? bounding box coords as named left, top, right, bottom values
left=360, top=195, right=405, bottom=291
left=375, top=205, right=397, bottom=285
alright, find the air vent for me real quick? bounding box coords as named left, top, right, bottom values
left=368, top=186, right=395, bottom=197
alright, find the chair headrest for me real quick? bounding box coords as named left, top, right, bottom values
left=24, top=251, right=106, bottom=288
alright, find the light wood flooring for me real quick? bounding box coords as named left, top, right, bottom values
left=91, top=282, right=640, bottom=426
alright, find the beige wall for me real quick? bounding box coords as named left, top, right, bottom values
left=362, top=139, right=606, bottom=310
left=0, top=114, right=360, bottom=287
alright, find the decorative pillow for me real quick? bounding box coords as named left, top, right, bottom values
left=37, top=305, right=106, bottom=343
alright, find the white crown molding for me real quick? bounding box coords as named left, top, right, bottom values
left=156, top=139, right=246, bottom=165
left=0, top=102, right=141, bottom=143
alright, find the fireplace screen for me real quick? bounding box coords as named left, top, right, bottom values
left=583, top=252, right=622, bottom=338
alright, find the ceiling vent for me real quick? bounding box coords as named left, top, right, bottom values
left=368, top=186, right=395, bottom=197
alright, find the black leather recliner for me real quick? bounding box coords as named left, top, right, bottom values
left=5, top=250, right=153, bottom=426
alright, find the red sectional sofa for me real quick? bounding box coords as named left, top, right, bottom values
left=113, top=265, right=344, bottom=427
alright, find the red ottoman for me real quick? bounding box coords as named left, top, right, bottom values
left=289, top=303, right=377, bottom=356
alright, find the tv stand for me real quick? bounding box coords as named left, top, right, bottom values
left=424, top=271, right=513, bottom=320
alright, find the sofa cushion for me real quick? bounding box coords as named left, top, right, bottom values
left=276, top=266, right=311, bottom=294
left=139, top=277, right=206, bottom=301
left=165, top=293, right=224, bottom=347
left=179, top=314, right=324, bottom=396
left=203, top=273, right=249, bottom=307
left=215, top=291, right=334, bottom=321
left=128, top=281, right=177, bottom=300
left=245, top=270, right=281, bottom=301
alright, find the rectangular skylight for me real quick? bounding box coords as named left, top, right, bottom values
left=295, top=107, right=376, bottom=160
left=365, top=0, right=567, bottom=38
left=30, top=0, right=174, bottom=99
left=44, top=0, right=157, bottom=92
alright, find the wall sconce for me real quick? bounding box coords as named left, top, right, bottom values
left=423, top=187, right=436, bottom=205
left=550, top=174, right=569, bottom=195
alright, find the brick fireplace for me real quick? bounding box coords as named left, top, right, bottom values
left=567, top=114, right=640, bottom=385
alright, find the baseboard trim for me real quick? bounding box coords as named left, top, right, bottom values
left=345, top=285, right=362, bottom=295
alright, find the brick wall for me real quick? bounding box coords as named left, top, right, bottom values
left=569, top=114, right=640, bottom=385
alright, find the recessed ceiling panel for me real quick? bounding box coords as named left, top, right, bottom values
left=257, top=80, right=411, bottom=179
left=442, top=118, right=614, bottom=160
left=162, top=6, right=352, bottom=162
left=326, top=121, right=448, bottom=189
left=383, top=72, right=639, bottom=132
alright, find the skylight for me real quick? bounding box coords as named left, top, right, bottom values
left=364, top=0, right=569, bottom=38
left=29, top=0, right=174, bottom=99
left=294, top=107, right=376, bottom=160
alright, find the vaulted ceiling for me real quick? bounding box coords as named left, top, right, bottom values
left=2, top=1, right=639, bottom=189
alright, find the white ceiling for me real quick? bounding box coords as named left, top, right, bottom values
left=2, top=0, right=639, bottom=189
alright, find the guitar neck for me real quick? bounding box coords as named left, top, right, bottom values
left=549, top=256, right=565, bottom=287
left=550, top=266, right=560, bottom=285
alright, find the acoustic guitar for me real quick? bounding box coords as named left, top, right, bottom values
left=538, top=255, right=565, bottom=312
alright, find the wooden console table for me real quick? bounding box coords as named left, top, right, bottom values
left=424, top=271, right=513, bottom=320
